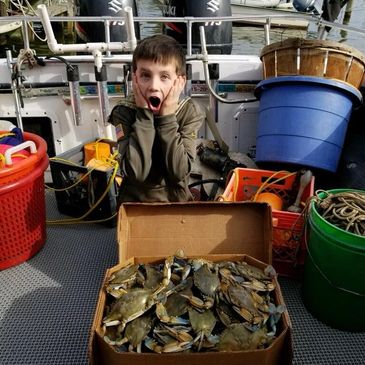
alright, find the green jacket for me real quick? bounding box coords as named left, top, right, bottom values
left=109, top=95, right=205, bottom=202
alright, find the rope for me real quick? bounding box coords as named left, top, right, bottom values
left=298, top=190, right=365, bottom=297
left=44, top=157, right=94, bottom=192
left=0, top=132, right=16, bottom=139
left=10, top=0, right=48, bottom=42
left=252, top=170, right=297, bottom=202
left=216, top=169, right=297, bottom=203
left=0, top=152, right=28, bottom=168
left=46, top=142, right=120, bottom=225
left=313, top=190, right=365, bottom=236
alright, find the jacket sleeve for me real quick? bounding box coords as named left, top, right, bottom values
left=154, top=99, right=205, bottom=183
left=109, top=105, right=156, bottom=182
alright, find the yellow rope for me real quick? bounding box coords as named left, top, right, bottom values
left=0, top=152, right=29, bottom=168
left=216, top=168, right=297, bottom=203
left=46, top=142, right=120, bottom=225
left=252, top=170, right=297, bottom=202
left=44, top=159, right=94, bottom=192
left=46, top=162, right=118, bottom=225
left=0, top=132, right=16, bottom=139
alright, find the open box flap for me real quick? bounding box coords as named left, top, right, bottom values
left=117, top=201, right=273, bottom=264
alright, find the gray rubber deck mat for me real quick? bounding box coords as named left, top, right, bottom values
left=1, top=191, right=364, bottom=365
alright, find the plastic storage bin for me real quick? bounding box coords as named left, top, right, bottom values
left=221, top=167, right=315, bottom=278
left=49, top=141, right=119, bottom=227
left=254, top=76, right=362, bottom=172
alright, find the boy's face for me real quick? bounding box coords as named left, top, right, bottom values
left=134, top=59, right=183, bottom=114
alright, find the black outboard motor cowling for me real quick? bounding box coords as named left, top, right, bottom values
left=162, top=0, right=232, bottom=55
left=76, top=0, right=139, bottom=43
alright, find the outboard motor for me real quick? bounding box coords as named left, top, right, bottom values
left=161, top=0, right=232, bottom=55
left=293, top=0, right=349, bottom=21
left=293, top=0, right=349, bottom=38
left=76, top=0, right=140, bottom=43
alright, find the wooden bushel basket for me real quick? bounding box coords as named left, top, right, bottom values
left=260, top=38, right=365, bottom=89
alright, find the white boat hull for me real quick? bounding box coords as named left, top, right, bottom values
left=0, top=54, right=262, bottom=162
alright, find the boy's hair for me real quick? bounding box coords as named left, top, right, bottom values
left=132, top=34, right=186, bottom=76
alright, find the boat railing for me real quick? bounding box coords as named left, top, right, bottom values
left=1, top=6, right=365, bottom=126
left=2, top=7, right=365, bottom=59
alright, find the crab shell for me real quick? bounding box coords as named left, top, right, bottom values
left=193, top=264, right=220, bottom=298
left=218, top=323, right=271, bottom=352
left=124, top=313, right=154, bottom=348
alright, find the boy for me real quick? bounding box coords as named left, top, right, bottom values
left=109, top=34, right=205, bottom=202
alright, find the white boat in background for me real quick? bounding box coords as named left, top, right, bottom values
left=231, top=0, right=290, bottom=8
left=231, top=0, right=309, bottom=29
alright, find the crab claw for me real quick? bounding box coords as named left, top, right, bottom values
left=156, top=302, right=190, bottom=325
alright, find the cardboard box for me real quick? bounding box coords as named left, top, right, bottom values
left=89, top=202, right=293, bottom=365
left=117, top=202, right=273, bottom=263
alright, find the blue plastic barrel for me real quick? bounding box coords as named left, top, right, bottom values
left=254, top=76, right=362, bottom=172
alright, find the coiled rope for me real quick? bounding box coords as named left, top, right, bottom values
left=313, top=190, right=365, bottom=236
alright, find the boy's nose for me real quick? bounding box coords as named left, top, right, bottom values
left=149, top=75, right=160, bottom=90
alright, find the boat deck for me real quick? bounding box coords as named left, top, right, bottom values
left=1, top=192, right=364, bottom=364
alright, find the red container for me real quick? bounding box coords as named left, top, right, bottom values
left=0, top=132, right=47, bottom=187
left=0, top=144, right=30, bottom=168
left=0, top=132, right=48, bottom=270
left=221, top=167, right=315, bottom=278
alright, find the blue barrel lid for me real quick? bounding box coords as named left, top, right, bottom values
left=255, top=75, right=363, bottom=107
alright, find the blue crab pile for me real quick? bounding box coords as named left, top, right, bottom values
left=101, top=251, right=285, bottom=353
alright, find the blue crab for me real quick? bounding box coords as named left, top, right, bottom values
left=193, top=263, right=220, bottom=299
left=218, top=323, right=273, bottom=351
left=188, top=308, right=218, bottom=351
left=105, top=264, right=141, bottom=298
left=103, top=256, right=174, bottom=332
left=219, top=278, right=269, bottom=326
left=144, top=337, right=193, bottom=353
left=104, top=313, right=154, bottom=352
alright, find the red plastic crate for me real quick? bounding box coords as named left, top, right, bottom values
left=221, top=167, right=315, bottom=278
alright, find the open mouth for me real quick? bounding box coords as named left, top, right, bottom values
left=149, top=96, right=161, bottom=109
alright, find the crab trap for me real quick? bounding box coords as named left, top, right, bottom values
left=49, top=140, right=120, bottom=227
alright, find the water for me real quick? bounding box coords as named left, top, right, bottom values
left=135, top=0, right=365, bottom=56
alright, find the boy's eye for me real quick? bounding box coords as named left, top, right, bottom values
left=161, top=74, right=170, bottom=81
left=140, top=72, right=150, bottom=80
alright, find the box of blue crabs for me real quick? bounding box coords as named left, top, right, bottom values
left=89, top=202, right=293, bottom=365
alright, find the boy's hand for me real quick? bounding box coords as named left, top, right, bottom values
left=132, top=73, right=148, bottom=109
left=159, top=76, right=186, bottom=116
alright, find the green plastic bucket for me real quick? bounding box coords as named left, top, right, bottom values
left=302, top=189, right=365, bottom=331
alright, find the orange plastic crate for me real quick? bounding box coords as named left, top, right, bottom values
left=222, top=168, right=315, bottom=278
